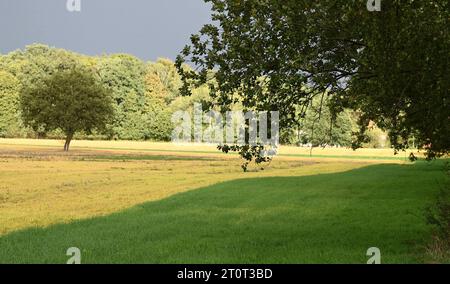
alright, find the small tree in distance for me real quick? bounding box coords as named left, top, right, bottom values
left=20, top=67, right=114, bottom=151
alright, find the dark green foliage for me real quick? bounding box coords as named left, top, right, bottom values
left=0, top=45, right=180, bottom=142
left=20, top=67, right=114, bottom=151
left=0, top=71, right=23, bottom=137
left=97, top=54, right=147, bottom=139
left=218, top=144, right=272, bottom=172
left=281, top=96, right=355, bottom=147
left=96, top=54, right=177, bottom=141
left=177, top=0, right=450, bottom=159
left=142, top=97, right=174, bottom=141
left=5, top=44, right=80, bottom=86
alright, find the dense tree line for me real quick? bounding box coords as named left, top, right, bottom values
left=0, top=44, right=188, bottom=142
left=0, top=44, right=386, bottom=148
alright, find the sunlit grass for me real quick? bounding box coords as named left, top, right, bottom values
left=0, top=138, right=416, bottom=160
left=0, top=139, right=446, bottom=263
left=0, top=139, right=389, bottom=236
left=0, top=161, right=446, bottom=263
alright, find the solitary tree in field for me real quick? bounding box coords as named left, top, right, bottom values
left=20, top=67, right=114, bottom=151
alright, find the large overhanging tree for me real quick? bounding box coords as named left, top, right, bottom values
left=176, top=0, right=449, bottom=159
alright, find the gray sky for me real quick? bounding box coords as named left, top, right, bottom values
left=0, top=0, right=212, bottom=61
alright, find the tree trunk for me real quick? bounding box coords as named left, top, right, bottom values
left=64, top=133, right=74, bottom=152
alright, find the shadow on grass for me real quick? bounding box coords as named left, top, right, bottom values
left=0, top=160, right=447, bottom=264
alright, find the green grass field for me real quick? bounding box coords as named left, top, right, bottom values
left=0, top=139, right=448, bottom=263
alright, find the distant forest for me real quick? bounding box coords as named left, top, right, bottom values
left=0, top=44, right=388, bottom=148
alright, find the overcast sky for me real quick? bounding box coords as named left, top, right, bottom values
left=0, top=0, right=212, bottom=61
